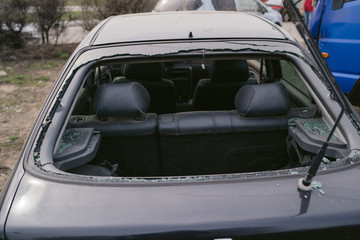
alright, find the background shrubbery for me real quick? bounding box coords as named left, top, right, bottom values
left=0, top=0, right=157, bottom=49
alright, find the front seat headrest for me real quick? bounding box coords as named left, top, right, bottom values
left=210, top=60, right=249, bottom=82
left=124, top=63, right=162, bottom=81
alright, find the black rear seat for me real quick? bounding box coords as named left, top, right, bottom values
left=158, top=82, right=291, bottom=176
left=70, top=82, right=160, bottom=176
left=70, top=82, right=291, bottom=177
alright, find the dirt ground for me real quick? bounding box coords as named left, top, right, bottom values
left=0, top=59, right=66, bottom=191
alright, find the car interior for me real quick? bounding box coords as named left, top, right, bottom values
left=53, top=57, right=348, bottom=177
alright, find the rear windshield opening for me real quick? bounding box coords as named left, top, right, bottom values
left=51, top=57, right=348, bottom=179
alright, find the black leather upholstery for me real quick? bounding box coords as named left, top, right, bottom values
left=93, top=82, right=150, bottom=119
left=73, top=82, right=157, bottom=136
left=158, top=82, right=290, bottom=175
left=209, top=59, right=249, bottom=82
left=235, top=82, right=290, bottom=117
left=70, top=82, right=159, bottom=176
left=192, top=60, right=251, bottom=111
left=158, top=110, right=289, bottom=136
left=69, top=81, right=292, bottom=177
left=71, top=115, right=157, bottom=137
left=124, top=63, right=176, bottom=114
left=124, top=63, right=162, bottom=81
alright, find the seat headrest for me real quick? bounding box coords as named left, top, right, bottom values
left=93, top=82, right=150, bottom=118
left=235, top=83, right=290, bottom=117
left=124, top=63, right=162, bottom=81
left=210, top=60, right=249, bottom=83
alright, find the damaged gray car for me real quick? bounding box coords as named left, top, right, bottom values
left=1, top=2, right=360, bottom=239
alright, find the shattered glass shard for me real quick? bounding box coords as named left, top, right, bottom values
left=312, top=180, right=322, bottom=189
left=290, top=169, right=299, bottom=175
left=55, top=142, right=72, bottom=154
left=322, top=157, right=331, bottom=164
left=304, top=120, right=330, bottom=136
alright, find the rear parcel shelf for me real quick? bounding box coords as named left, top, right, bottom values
left=288, top=118, right=348, bottom=163
left=55, top=82, right=334, bottom=177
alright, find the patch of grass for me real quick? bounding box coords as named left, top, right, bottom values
left=43, top=61, right=61, bottom=69
left=57, top=49, right=71, bottom=59
left=0, top=77, right=12, bottom=84
left=36, top=76, right=50, bottom=82
left=0, top=76, right=25, bottom=84
left=0, top=59, right=65, bottom=85
left=28, top=62, right=42, bottom=71
left=7, top=135, right=19, bottom=142
left=16, top=75, right=25, bottom=80
left=15, top=75, right=25, bottom=84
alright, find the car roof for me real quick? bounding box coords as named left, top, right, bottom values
left=88, top=11, right=293, bottom=46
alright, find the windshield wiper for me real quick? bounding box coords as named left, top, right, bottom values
left=283, top=0, right=347, bottom=191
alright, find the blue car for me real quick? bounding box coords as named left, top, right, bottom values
left=310, top=0, right=360, bottom=95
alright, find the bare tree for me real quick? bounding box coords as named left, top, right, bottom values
left=0, top=0, right=30, bottom=48
left=81, top=0, right=157, bottom=31
left=102, top=0, right=156, bottom=15
left=80, top=0, right=104, bottom=31
left=52, top=21, right=69, bottom=46
left=32, top=0, right=67, bottom=45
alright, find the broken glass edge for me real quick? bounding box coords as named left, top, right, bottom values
left=31, top=150, right=360, bottom=184
left=30, top=41, right=360, bottom=183
left=33, top=42, right=307, bottom=166
left=33, top=67, right=80, bottom=166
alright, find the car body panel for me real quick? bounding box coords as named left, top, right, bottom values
left=309, top=0, right=360, bottom=94
left=0, top=161, right=25, bottom=240
left=92, top=12, right=285, bottom=46
left=5, top=167, right=360, bottom=239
